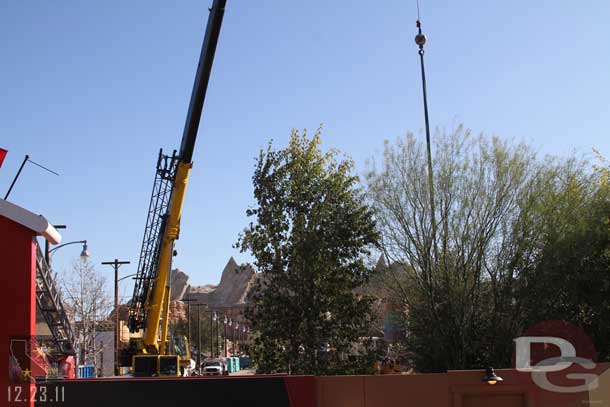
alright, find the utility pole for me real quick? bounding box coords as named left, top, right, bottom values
left=182, top=294, right=195, bottom=355
left=101, top=259, right=130, bottom=376
left=191, top=303, right=205, bottom=370
left=198, top=305, right=202, bottom=368
left=197, top=304, right=201, bottom=369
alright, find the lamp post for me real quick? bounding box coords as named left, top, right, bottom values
left=47, top=236, right=89, bottom=367
left=245, top=326, right=249, bottom=353
left=216, top=312, right=221, bottom=358
left=49, top=239, right=90, bottom=263
left=228, top=318, right=233, bottom=356
left=210, top=310, right=216, bottom=358
left=233, top=321, right=238, bottom=356
left=223, top=316, right=228, bottom=357
left=101, top=259, right=131, bottom=376
left=237, top=323, right=245, bottom=356
left=241, top=325, right=246, bottom=353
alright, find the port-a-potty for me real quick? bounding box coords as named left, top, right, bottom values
left=0, top=199, right=61, bottom=406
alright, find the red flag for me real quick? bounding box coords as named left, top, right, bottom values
left=0, top=148, right=7, bottom=168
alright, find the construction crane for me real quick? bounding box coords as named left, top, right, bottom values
left=125, top=0, right=226, bottom=377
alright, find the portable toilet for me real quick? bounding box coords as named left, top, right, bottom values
left=225, top=358, right=233, bottom=374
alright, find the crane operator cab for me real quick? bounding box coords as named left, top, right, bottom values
left=131, top=335, right=190, bottom=377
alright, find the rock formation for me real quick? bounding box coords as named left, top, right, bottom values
left=170, top=257, right=256, bottom=311
left=170, top=269, right=190, bottom=301
left=168, top=299, right=188, bottom=325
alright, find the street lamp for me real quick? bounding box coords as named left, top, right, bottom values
left=49, top=240, right=90, bottom=262
left=212, top=312, right=217, bottom=358
left=210, top=309, right=216, bottom=358
left=118, top=273, right=137, bottom=282
left=215, top=312, right=221, bottom=358
left=233, top=321, right=239, bottom=356
left=223, top=316, right=228, bottom=357
left=80, top=242, right=90, bottom=260
left=228, top=318, right=233, bottom=357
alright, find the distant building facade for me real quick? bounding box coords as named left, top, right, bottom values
left=94, top=330, right=114, bottom=377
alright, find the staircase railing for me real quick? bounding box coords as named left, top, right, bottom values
left=35, top=243, right=76, bottom=356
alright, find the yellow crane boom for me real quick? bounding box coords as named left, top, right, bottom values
left=126, top=0, right=226, bottom=376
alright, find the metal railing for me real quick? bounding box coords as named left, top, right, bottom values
left=35, top=243, right=76, bottom=355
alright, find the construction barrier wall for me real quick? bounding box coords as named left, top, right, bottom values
left=28, top=363, right=610, bottom=407
left=33, top=375, right=317, bottom=407
left=317, top=363, right=610, bottom=407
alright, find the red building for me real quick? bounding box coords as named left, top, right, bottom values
left=1, top=199, right=62, bottom=405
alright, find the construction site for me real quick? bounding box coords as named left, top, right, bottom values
left=2, top=0, right=610, bottom=406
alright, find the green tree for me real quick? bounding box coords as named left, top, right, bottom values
left=520, top=156, right=610, bottom=361
left=366, top=126, right=541, bottom=371
left=367, top=127, right=610, bottom=371
left=237, top=128, right=380, bottom=375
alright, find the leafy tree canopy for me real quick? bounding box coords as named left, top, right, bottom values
left=237, top=128, right=380, bottom=375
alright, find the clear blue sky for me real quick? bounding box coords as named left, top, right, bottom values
left=1, top=1, right=609, bottom=297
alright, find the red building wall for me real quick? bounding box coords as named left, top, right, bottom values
left=1, top=215, right=37, bottom=406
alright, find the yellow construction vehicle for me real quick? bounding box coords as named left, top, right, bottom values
left=123, top=0, right=227, bottom=377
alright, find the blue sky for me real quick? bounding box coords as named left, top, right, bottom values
left=1, top=0, right=609, bottom=298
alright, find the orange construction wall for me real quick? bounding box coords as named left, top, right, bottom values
left=317, top=363, right=610, bottom=407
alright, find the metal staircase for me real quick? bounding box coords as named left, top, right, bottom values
left=128, top=149, right=178, bottom=332
left=35, top=243, right=76, bottom=356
